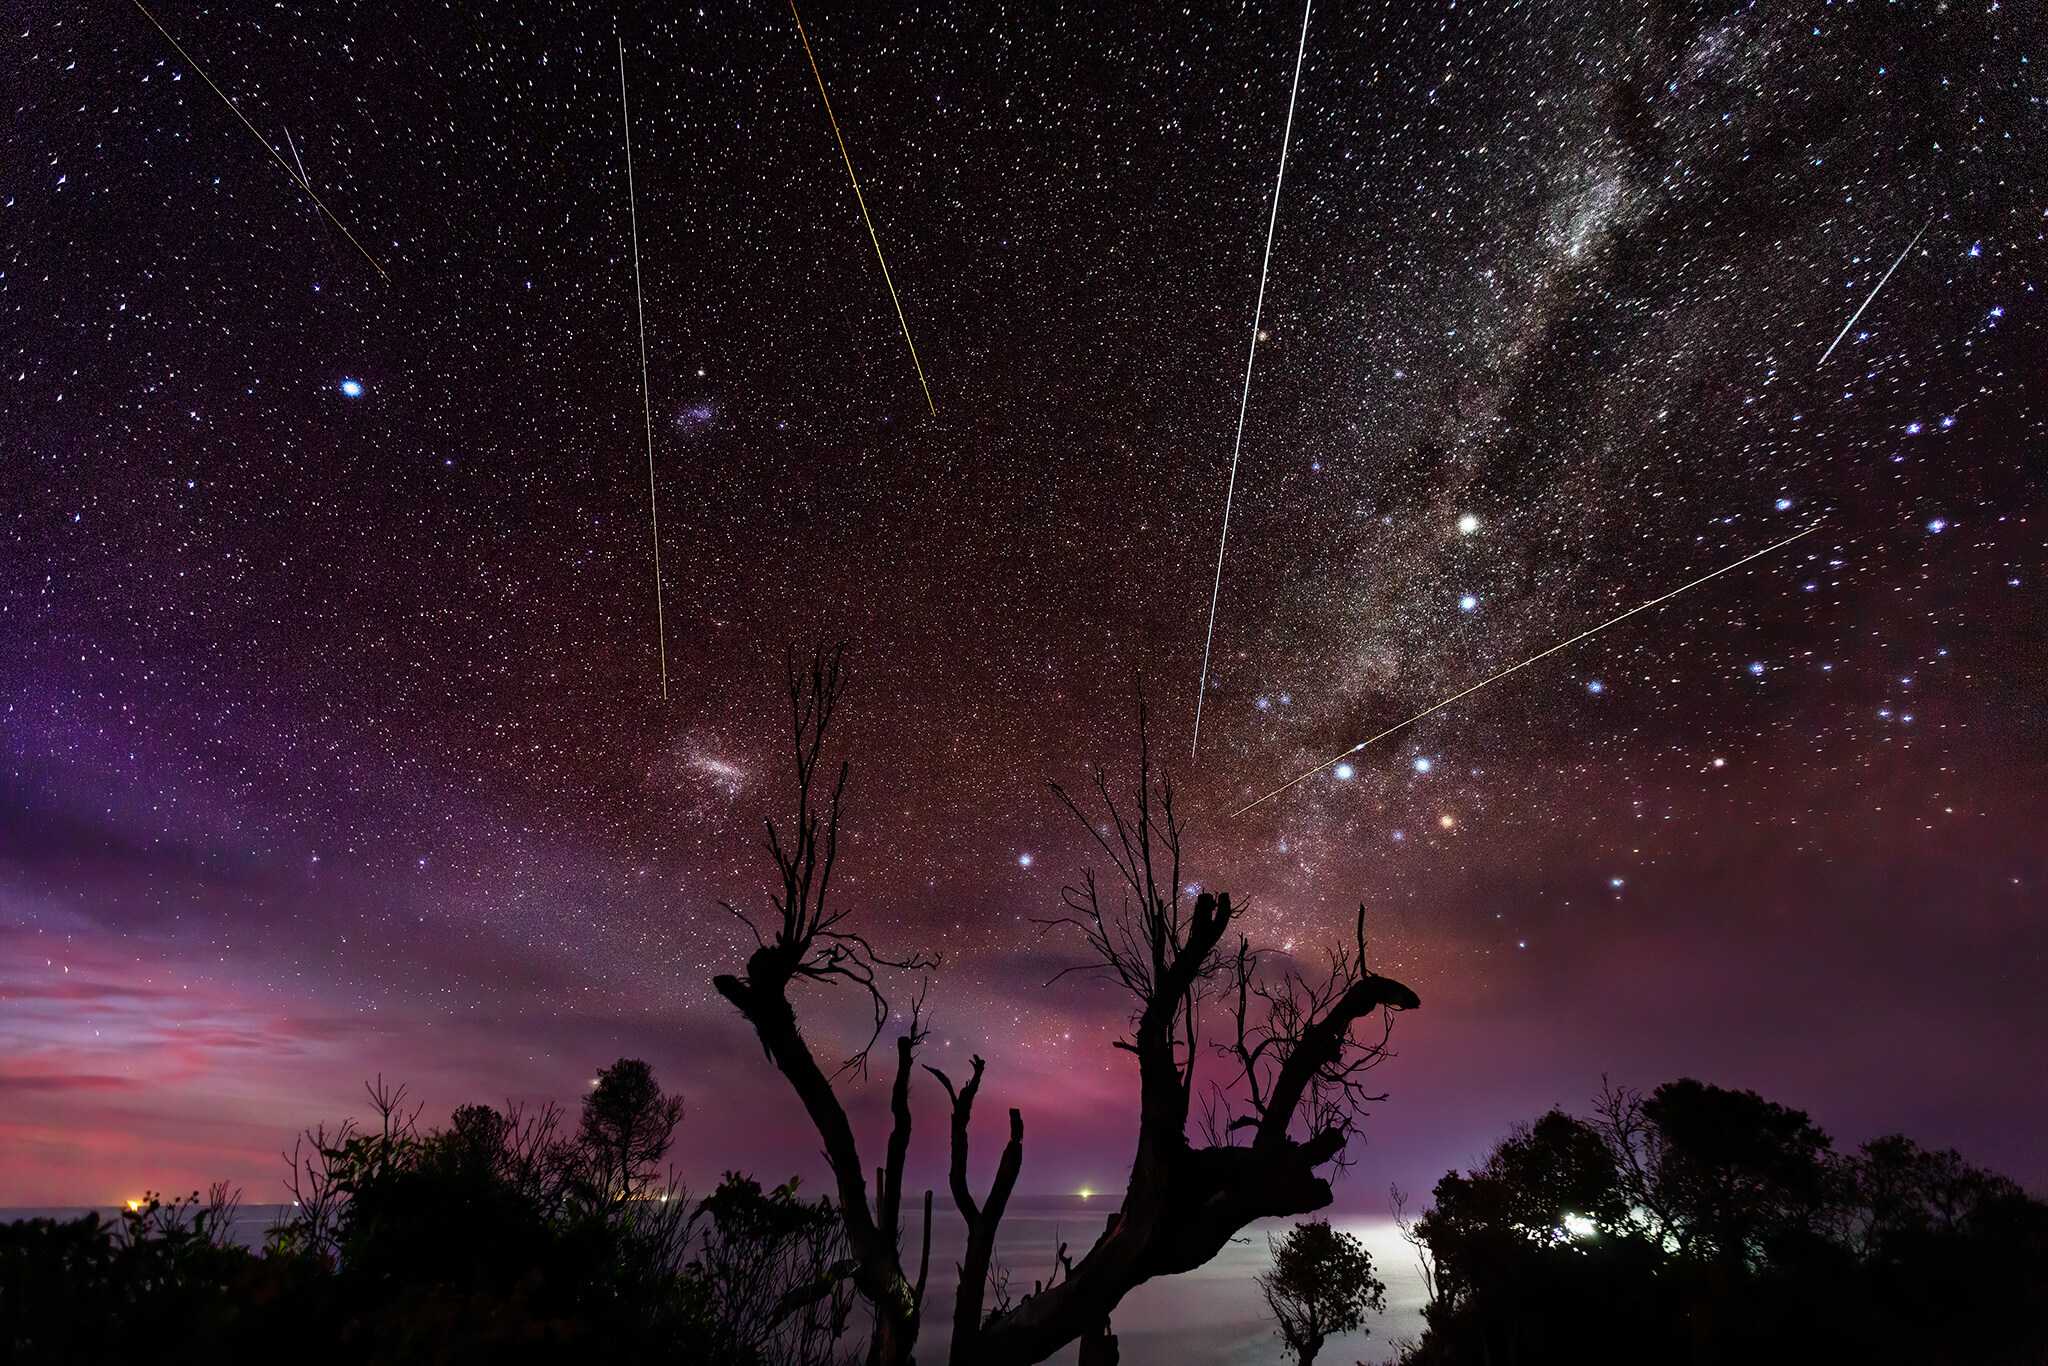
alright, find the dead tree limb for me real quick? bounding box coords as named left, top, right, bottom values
left=712, top=644, right=936, bottom=1366
left=945, top=696, right=1419, bottom=1366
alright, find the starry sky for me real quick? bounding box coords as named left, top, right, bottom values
left=4, top=0, right=2045, bottom=1213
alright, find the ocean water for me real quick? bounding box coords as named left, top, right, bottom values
left=2, top=1204, right=297, bottom=1250
left=0, top=1199, right=1429, bottom=1364
left=914, top=1199, right=1428, bottom=1366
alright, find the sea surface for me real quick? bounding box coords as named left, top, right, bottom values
left=2, top=1198, right=1429, bottom=1364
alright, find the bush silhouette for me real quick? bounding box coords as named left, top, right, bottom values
left=1400, top=1078, right=2048, bottom=1366
left=0, top=1060, right=849, bottom=1365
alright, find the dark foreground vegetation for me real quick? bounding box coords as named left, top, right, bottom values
left=0, top=1060, right=856, bottom=1365
left=1392, top=1078, right=2048, bottom=1366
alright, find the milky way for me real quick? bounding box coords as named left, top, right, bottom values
left=3, top=0, right=2043, bottom=1213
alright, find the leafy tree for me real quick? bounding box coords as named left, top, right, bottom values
left=1403, top=1080, right=2048, bottom=1366
left=1412, top=1111, right=1675, bottom=1366
left=580, top=1057, right=688, bottom=1206
left=686, top=1173, right=856, bottom=1366
left=1258, top=1220, right=1385, bottom=1366
left=1636, top=1078, right=1837, bottom=1266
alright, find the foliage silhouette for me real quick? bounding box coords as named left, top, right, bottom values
left=579, top=1058, right=688, bottom=1207
left=1258, top=1219, right=1385, bottom=1366
left=0, top=1059, right=860, bottom=1365
left=1399, top=1077, right=2048, bottom=1366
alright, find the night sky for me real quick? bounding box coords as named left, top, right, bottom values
left=4, top=0, right=2045, bottom=1218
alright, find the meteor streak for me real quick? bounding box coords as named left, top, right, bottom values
left=1193, top=0, right=1317, bottom=758
left=618, top=38, right=668, bottom=701
left=130, top=0, right=388, bottom=283
left=1818, top=215, right=1933, bottom=369
left=789, top=1, right=936, bottom=415
left=1229, top=523, right=1821, bottom=817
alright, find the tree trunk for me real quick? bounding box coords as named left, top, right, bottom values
left=1076, top=1319, right=1119, bottom=1366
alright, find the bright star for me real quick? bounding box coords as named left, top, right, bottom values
left=339, top=379, right=363, bottom=398
left=1928, top=519, right=1946, bottom=533
left=1587, top=681, right=1604, bottom=693
left=1457, top=514, right=1479, bottom=535
left=1459, top=595, right=1477, bottom=612
left=1776, top=498, right=1793, bottom=510
left=1414, top=757, right=1431, bottom=773
left=1749, top=662, right=1766, bottom=675
left=1018, top=854, right=1033, bottom=868
left=1334, top=763, right=1354, bottom=780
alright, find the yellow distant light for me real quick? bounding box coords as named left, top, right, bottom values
left=1079, top=1189, right=1091, bottom=1199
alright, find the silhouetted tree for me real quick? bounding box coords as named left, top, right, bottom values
left=580, top=1057, right=687, bottom=1206
left=1402, top=1079, right=2048, bottom=1366
left=712, top=644, right=936, bottom=1366
left=1411, top=1110, right=1676, bottom=1365
left=1628, top=1078, right=1836, bottom=1267
left=942, top=697, right=1420, bottom=1365
left=713, top=662, right=1419, bottom=1366
left=1258, top=1220, right=1385, bottom=1366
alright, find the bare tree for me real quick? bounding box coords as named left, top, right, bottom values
left=714, top=662, right=1416, bottom=1366
left=712, top=644, right=936, bottom=1366
left=937, top=698, right=1420, bottom=1366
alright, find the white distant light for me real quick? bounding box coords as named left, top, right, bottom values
left=1563, top=1213, right=1596, bottom=1238
left=1334, top=763, right=1355, bottom=780
left=1457, top=514, right=1479, bottom=535
left=339, top=379, right=363, bottom=398
left=1018, top=854, right=1033, bottom=868
left=1414, top=757, right=1432, bottom=773
left=1459, top=595, right=1477, bottom=612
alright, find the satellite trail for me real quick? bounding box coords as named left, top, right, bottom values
left=789, top=0, right=936, bottom=415
left=1230, top=524, right=1821, bottom=817
left=131, top=0, right=388, bottom=282
left=618, top=38, right=668, bottom=701
left=1193, top=0, right=1317, bottom=758
left=1818, top=215, right=1933, bottom=369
